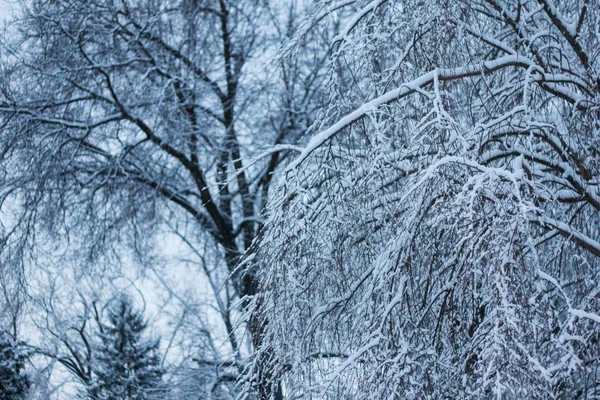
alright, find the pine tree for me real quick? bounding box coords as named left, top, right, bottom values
left=88, top=296, right=165, bottom=400
left=0, top=331, right=30, bottom=400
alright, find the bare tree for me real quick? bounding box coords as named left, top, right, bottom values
left=0, top=0, right=330, bottom=398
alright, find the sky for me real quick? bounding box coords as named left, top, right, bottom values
left=0, top=1, right=14, bottom=23
left=0, top=0, right=15, bottom=22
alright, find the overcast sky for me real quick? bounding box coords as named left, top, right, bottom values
left=0, top=0, right=14, bottom=23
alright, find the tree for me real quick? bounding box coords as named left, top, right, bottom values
left=0, top=331, right=30, bottom=400
left=88, top=295, right=164, bottom=400
left=0, top=0, right=330, bottom=397
left=254, top=0, right=600, bottom=398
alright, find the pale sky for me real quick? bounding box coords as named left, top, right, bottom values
left=0, top=0, right=14, bottom=23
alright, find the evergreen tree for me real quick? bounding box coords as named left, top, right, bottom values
left=0, top=331, right=30, bottom=400
left=88, top=296, right=165, bottom=400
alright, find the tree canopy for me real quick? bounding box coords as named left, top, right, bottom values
left=88, top=295, right=165, bottom=400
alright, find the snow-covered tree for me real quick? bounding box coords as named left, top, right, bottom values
left=0, top=331, right=30, bottom=400
left=253, top=0, right=600, bottom=398
left=87, top=295, right=165, bottom=400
